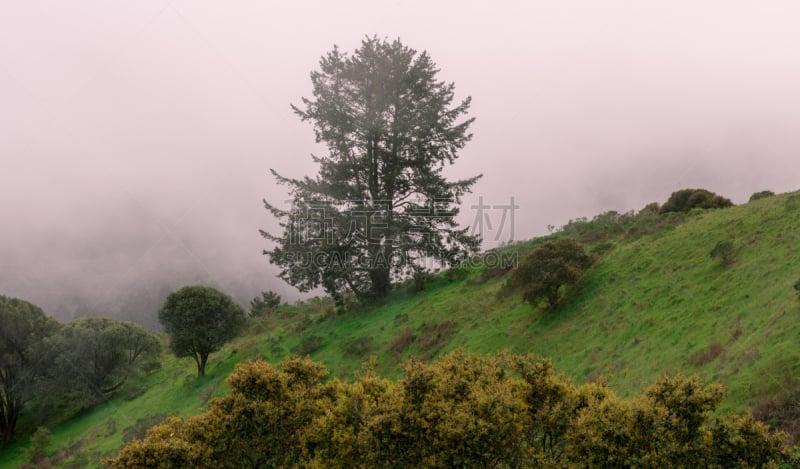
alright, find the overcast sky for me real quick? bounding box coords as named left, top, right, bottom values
left=2, top=1, right=799, bottom=323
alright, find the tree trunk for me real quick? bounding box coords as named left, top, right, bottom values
left=195, top=353, right=209, bottom=377
left=367, top=236, right=392, bottom=299
left=1, top=404, right=18, bottom=443
left=370, top=267, right=391, bottom=298
left=547, top=288, right=560, bottom=308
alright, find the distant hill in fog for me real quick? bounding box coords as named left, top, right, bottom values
left=0, top=226, right=296, bottom=329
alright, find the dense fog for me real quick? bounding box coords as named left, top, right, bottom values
left=2, top=1, right=799, bottom=327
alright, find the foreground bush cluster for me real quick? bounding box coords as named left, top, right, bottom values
left=110, top=351, right=796, bottom=468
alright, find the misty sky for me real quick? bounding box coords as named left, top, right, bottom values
left=2, top=1, right=800, bottom=324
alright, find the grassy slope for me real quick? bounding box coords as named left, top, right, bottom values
left=2, top=191, right=800, bottom=467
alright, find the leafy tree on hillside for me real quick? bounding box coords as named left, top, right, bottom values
left=158, top=286, right=246, bottom=377
left=660, top=188, right=733, bottom=214
left=262, top=37, right=481, bottom=302
left=0, top=295, right=60, bottom=443
left=510, top=238, right=594, bottom=309
left=47, top=317, right=161, bottom=403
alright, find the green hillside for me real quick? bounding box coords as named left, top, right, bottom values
left=3, top=191, right=800, bottom=467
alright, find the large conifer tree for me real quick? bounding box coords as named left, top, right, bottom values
left=262, top=37, right=481, bottom=301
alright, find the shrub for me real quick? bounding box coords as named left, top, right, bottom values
left=561, top=211, right=637, bottom=242
left=286, top=296, right=335, bottom=318
left=509, top=238, right=594, bottom=309
left=637, top=202, right=660, bottom=216
left=250, top=291, right=282, bottom=317
left=794, top=278, right=800, bottom=299
left=710, top=240, right=735, bottom=267
left=24, top=426, right=51, bottom=464
left=752, top=374, right=800, bottom=445
left=566, top=373, right=791, bottom=468
left=660, top=188, right=734, bottom=214
left=554, top=201, right=696, bottom=244
left=749, top=190, right=775, bottom=202
left=109, top=353, right=798, bottom=468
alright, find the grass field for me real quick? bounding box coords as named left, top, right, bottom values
left=3, top=191, right=800, bottom=467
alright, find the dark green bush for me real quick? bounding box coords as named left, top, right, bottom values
left=749, top=190, right=775, bottom=202
left=660, top=188, right=733, bottom=214
left=510, top=238, right=594, bottom=309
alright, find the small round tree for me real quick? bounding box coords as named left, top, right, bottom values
left=158, top=286, right=246, bottom=377
left=510, top=238, right=594, bottom=309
